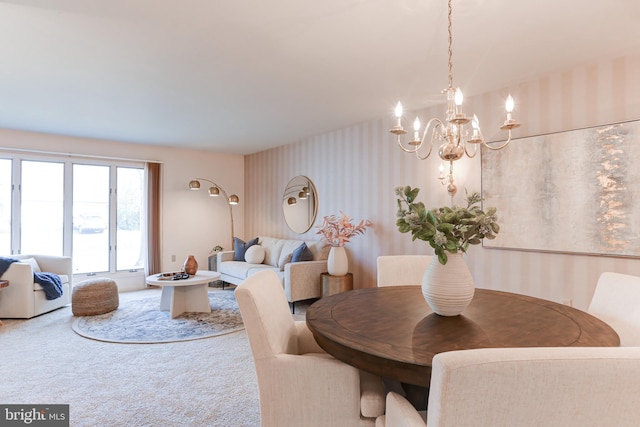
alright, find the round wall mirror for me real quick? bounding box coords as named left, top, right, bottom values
left=282, top=175, right=318, bottom=234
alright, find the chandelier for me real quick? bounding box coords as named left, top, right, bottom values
left=390, top=0, right=520, bottom=196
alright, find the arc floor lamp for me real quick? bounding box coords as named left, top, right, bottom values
left=188, top=178, right=240, bottom=250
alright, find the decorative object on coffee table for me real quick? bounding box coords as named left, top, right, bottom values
left=183, top=255, right=198, bottom=275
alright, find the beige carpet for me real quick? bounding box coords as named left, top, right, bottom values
left=0, top=287, right=309, bottom=426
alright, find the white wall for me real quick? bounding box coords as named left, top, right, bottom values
left=245, top=53, right=640, bottom=310
left=0, top=129, right=244, bottom=290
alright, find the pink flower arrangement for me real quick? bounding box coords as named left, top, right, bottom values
left=316, top=211, right=371, bottom=247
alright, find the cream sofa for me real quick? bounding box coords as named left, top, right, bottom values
left=217, top=236, right=329, bottom=307
left=0, top=254, right=72, bottom=319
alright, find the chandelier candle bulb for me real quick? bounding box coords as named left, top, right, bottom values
left=472, top=115, right=479, bottom=139
left=413, top=117, right=421, bottom=140
left=505, top=94, right=515, bottom=120
left=395, top=102, right=403, bottom=127
left=454, top=88, right=464, bottom=106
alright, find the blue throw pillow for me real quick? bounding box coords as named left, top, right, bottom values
left=234, top=237, right=259, bottom=261
left=291, top=242, right=314, bottom=262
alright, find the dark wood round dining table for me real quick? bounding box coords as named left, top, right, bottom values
left=306, top=286, right=620, bottom=387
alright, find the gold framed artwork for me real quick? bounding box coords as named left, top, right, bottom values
left=481, top=120, right=640, bottom=257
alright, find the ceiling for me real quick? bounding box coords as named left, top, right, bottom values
left=1, top=0, right=639, bottom=155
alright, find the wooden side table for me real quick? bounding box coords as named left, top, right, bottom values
left=321, top=273, right=353, bottom=297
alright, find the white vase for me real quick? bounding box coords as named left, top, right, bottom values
left=421, top=252, right=474, bottom=316
left=327, top=246, right=348, bottom=276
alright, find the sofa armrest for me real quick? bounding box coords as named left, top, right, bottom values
left=217, top=251, right=235, bottom=270
left=1, top=262, right=34, bottom=287
left=284, top=260, right=327, bottom=303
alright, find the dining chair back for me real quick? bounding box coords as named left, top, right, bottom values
left=376, top=255, right=432, bottom=287
left=378, top=347, right=640, bottom=427
left=235, top=269, right=385, bottom=427
left=587, top=271, right=640, bottom=346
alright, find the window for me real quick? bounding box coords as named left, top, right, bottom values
left=116, top=167, right=144, bottom=271
left=21, top=161, right=64, bottom=255
left=73, top=164, right=110, bottom=274
left=1, top=154, right=145, bottom=277
left=0, top=159, right=11, bottom=255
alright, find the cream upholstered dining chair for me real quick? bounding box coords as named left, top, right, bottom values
left=377, top=346, right=640, bottom=427
left=376, top=255, right=432, bottom=287
left=587, top=272, right=640, bottom=346
left=235, top=269, right=385, bottom=427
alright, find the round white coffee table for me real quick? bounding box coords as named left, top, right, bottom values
left=145, top=270, right=221, bottom=319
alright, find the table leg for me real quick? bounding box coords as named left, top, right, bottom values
left=402, top=383, right=429, bottom=410
left=170, top=283, right=211, bottom=319
left=160, top=286, right=174, bottom=312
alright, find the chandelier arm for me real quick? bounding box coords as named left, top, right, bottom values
left=482, top=131, right=513, bottom=151
left=464, top=141, right=478, bottom=158
left=415, top=140, right=434, bottom=160
left=396, top=136, right=420, bottom=153
left=415, top=117, right=447, bottom=160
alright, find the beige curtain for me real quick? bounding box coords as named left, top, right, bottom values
left=145, top=162, right=162, bottom=276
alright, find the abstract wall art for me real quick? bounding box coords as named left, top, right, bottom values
left=481, top=120, right=640, bottom=257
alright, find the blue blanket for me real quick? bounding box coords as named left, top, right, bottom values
left=0, top=257, right=63, bottom=300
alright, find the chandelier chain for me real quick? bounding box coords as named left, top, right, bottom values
left=447, top=0, right=453, bottom=90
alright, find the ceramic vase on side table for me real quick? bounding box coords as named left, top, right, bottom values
left=421, top=252, right=474, bottom=316
left=327, top=246, right=348, bottom=276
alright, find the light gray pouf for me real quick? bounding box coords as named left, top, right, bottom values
left=72, top=277, right=119, bottom=316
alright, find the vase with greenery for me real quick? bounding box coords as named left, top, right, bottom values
left=395, top=186, right=500, bottom=315
left=316, top=212, right=371, bottom=276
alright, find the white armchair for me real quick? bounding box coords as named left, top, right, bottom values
left=0, top=254, right=72, bottom=319
left=235, top=269, right=385, bottom=427
left=588, top=271, right=640, bottom=346
left=376, top=255, right=432, bottom=287
left=378, top=347, right=640, bottom=427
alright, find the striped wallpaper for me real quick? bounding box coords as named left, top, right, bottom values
left=245, top=53, right=640, bottom=310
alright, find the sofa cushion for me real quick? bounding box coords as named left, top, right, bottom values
left=221, top=261, right=274, bottom=280
left=278, top=240, right=304, bottom=269
left=260, top=237, right=285, bottom=268
left=292, top=242, right=314, bottom=262
left=34, top=274, right=69, bottom=291
left=305, top=240, right=329, bottom=261
left=246, top=266, right=284, bottom=283
left=234, top=237, right=258, bottom=261
left=245, top=245, right=265, bottom=264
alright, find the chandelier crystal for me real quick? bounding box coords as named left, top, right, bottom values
left=391, top=0, right=520, bottom=196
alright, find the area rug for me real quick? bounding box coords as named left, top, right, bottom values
left=71, top=290, right=244, bottom=343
